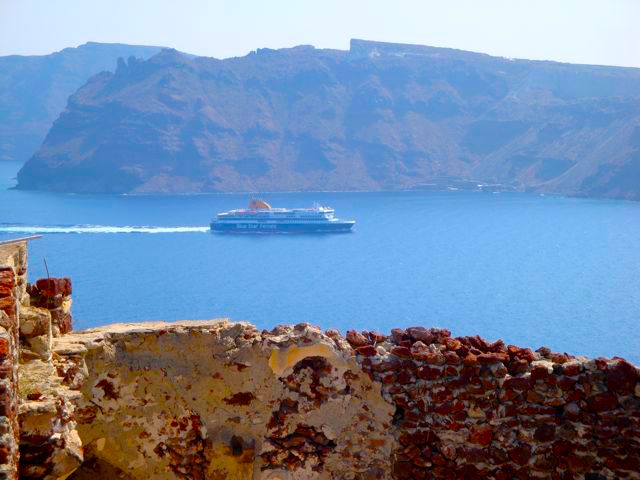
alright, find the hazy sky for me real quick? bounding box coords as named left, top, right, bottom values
left=2, top=0, right=639, bottom=67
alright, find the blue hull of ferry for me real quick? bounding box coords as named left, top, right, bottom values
left=210, top=221, right=354, bottom=233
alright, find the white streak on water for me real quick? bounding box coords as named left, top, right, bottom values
left=0, top=225, right=209, bottom=234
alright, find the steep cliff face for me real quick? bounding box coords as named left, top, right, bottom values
left=0, top=42, right=163, bottom=163
left=16, top=39, right=640, bottom=199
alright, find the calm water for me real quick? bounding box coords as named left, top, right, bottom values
left=1, top=161, right=639, bottom=363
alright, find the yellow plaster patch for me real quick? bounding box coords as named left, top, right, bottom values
left=96, top=437, right=106, bottom=451
left=268, top=343, right=345, bottom=376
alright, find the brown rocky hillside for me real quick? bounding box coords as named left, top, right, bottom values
left=16, top=39, right=640, bottom=199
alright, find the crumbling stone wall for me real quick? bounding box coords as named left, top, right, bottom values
left=0, top=241, right=29, bottom=480
left=351, top=327, right=640, bottom=479
left=18, top=276, right=81, bottom=480
left=1, top=241, right=638, bottom=479
left=27, top=279, right=72, bottom=337
left=0, top=238, right=81, bottom=480
left=36, top=320, right=638, bottom=480
left=53, top=321, right=394, bottom=480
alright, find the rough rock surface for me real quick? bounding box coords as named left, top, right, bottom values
left=0, top=241, right=29, bottom=479
left=1, top=241, right=639, bottom=478
left=55, top=321, right=393, bottom=479
left=29, top=320, right=638, bottom=480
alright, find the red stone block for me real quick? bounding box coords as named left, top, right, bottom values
left=463, top=353, right=478, bottom=366
left=0, top=268, right=14, bottom=283
left=0, top=394, right=14, bottom=417
left=0, top=363, right=11, bottom=380
left=561, top=363, right=582, bottom=376
left=519, top=404, right=556, bottom=416
left=594, top=357, right=610, bottom=370
left=618, top=455, right=640, bottom=472
left=381, top=373, right=396, bottom=384
left=0, top=338, right=9, bottom=360
left=0, top=296, right=14, bottom=312
left=606, top=359, right=638, bottom=393
left=501, top=404, right=517, bottom=418
left=469, top=425, right=493, bottom=446
left=488, top=339, right=506, bottom=352
left=565, top=389, right=584, bottom=402
left=371, top=358, right=400, bottom=373
left=550, top=353, right=571, bottom=364
left=416, top=366, right=441, bottom=381
left=0, top=283, right=12, bottom=297
left=391, top=346, right=412, bottom=358
left=552, top=440, right=575, bottom=456
left=419, top=352, right=444, bottom=365
left=35, top=277, right=72, bottom=297
left=587, top=392, right=619, bottom=413
left=530, top=365, right=550, bottom=381
left=462, top=335, right=489, bottom=352
left=467, top=383, right=486, bottom=395
left=477, top=352, right=509, bottom=365
left=557, top=375, right=576, bottom=390
left=444, top=337, right=462, bottom=351
left=390, top=328, right=407, bottom=344
left=354, top=345, right=377, bottom=357
left=566, top=453, right=594, bottom=473
left=503, top=376, right=531, bottom=391
left=407, top=327, right=436, bottom=344
left=346, top=330, right=369, bottom=347
left=534, top=424, right=556, bottom=442
left=397, top=370, right=414, bottom=385
left=431, top=388, right=453, bottom=403
left=526, top=390, right=544, bottom=403
left=0, top=443, right=10, bottom=464
left=443, top=351, right=461, bottom=365
left=435, top=401, right=453, bottom=415
left=507, top=358, right=529, bottom=375
left=508, top=444, right=532, bottom=465
left=443, top=366, right=458, bottom=377
left=545, top=397, right=566, bottom=407
left=367, top=331, right=386, bottom=344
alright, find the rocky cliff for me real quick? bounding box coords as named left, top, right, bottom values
left=16, top=39, right=640, bottom=199
left=0, top=42, right=163, bottom=163
left=1, top=239, right=639, bottom=479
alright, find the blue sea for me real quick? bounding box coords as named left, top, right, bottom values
left=1, top=161, right=639, bottom=363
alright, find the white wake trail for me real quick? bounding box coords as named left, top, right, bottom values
left=0, top=225, right=209, bottom=234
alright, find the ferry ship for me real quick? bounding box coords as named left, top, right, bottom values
left=210, top=199, right=355, bottom=233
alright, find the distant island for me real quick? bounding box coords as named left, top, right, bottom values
left=0, top=42, right=164, bottom=165
left=12, top=39, right=640, bottom=200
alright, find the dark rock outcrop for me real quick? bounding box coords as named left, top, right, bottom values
left=16, top=39, right=640, bottom=200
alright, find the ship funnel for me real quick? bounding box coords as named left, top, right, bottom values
left=249, top=199, right=272, bottom=210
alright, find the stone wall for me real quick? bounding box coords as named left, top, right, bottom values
left=0, top=241, right=28, bottom=480
left=18, top=276, right=80, bottom=480
left=1, top=237, right=80, bottom=480
left=37, top=320, right=638, bottom=480
left=353, top=327, right=640, bottom=479
left=0, top=240, right=638, bottom=479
